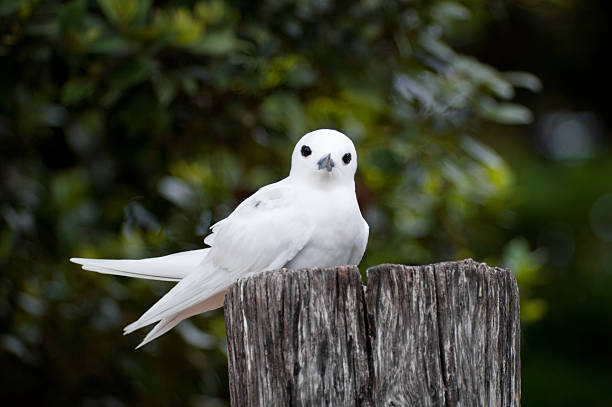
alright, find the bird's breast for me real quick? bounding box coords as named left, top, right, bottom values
left=284, top=188, right=363, bottom=270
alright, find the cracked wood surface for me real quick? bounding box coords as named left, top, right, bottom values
left=225, top=259, right=520, bottom=406
left=367, top=260, right=520, bottom=407
left=225, top=265, right=373, bottom=406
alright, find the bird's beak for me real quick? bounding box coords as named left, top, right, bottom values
left=317, top=153, right=335, bottom=172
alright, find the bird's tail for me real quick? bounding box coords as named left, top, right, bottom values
left=123, top=260, right=234, bottom=348
left=134, top=291, right=226, bottom=349
left=70, top=248, right=209, bottom=282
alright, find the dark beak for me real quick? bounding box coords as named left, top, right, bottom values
left=317, top=153, right=335, bottom=172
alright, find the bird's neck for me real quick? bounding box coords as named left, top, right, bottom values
left=290, top=175, right=355, bottom=192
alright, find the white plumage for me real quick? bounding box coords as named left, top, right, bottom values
left=71, top=129, right=369, bottom=348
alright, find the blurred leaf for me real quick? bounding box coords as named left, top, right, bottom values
left=263, top=55, right=301, bottom=89
left=170, top=7, right=204, bottom=45
left=158, top=176, right=196, bottom=209
left=503, top=237, right=546, bottom=285
left=479, top=100, right=533, bottom=124
left=461, top=136, right=504, bottom=169
left=180, top=75, right=197, bottom=95
left=88, top=33, right=133, bottom=54
left=61, top=79, right=96, bottom=105
left=194, top=0, right=226, bottom=26
left=38, top=104, right=67, bottom=127
left=176, top=320, right=216, bottom=349
left=522, top=298, right=548, bottom=323
left=98, top=0, right=151, bottom=27
left=419, top=32, right=456, bottom=63
left=186, top=29, right=241, bottom=54
left=152, top=75, right=176, bottom=106
left=261, top=93, right=307, bottom=138
left=431, top=1, right=471, bottom=22
left=50, top=169, right=88, bottom=211
left=454, top=56, right=514, bottom=99
left=0, top=0, right=23, bottom=16
left=102, top=56, right=156, bottom=105
left=503, top=71, right=543, bottom=93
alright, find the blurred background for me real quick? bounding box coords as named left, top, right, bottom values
left=1, top=0, right=611, bottom=405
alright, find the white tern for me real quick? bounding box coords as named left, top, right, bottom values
left=71, top=129, right=369, bottom=348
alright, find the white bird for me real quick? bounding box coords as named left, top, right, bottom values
left=71, top=129, right=369, bottom=348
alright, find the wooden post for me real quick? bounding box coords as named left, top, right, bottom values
left=366, top=260, right=521, bottom=406
left=225, top=259, right=520, bottom=406
left=224, top=266, right=372, bottom=406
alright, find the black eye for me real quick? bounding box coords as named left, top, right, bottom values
left=342, top=153, right=352, bottom=164
left=301, top=145, right=312, bottom=157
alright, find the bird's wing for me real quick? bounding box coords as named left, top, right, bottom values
left=205, top=180, right=313, bottom=275
left=70, top=248, right=209, bottom=281
left=348, top=219, right=369, bottom=266
left=124, top=181, right=314, bottom=344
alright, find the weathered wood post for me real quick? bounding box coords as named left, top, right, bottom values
left=224, top=259, right=520, bottom=406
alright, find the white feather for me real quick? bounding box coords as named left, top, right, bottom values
left=134, top=291, right=226, bottom=348
left=70, top=249, right=208, bottom=281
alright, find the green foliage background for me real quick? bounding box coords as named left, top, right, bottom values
left=1, top=0, right=611, bottom=405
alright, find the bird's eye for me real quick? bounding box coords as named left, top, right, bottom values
left=301, top=145, right=312, bottom=157
left=342, top=153, right=352, bottom=164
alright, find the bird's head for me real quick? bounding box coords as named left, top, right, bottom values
left=289, top=129, right=358, bottom=186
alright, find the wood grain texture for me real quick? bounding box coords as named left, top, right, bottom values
left=225, top=266, right=373, bottom=407
left=365, top=263, right=446, bottom=407
left=367, top=259, right=520, bottom=407
left=225, top=259, right=520, bottom=406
